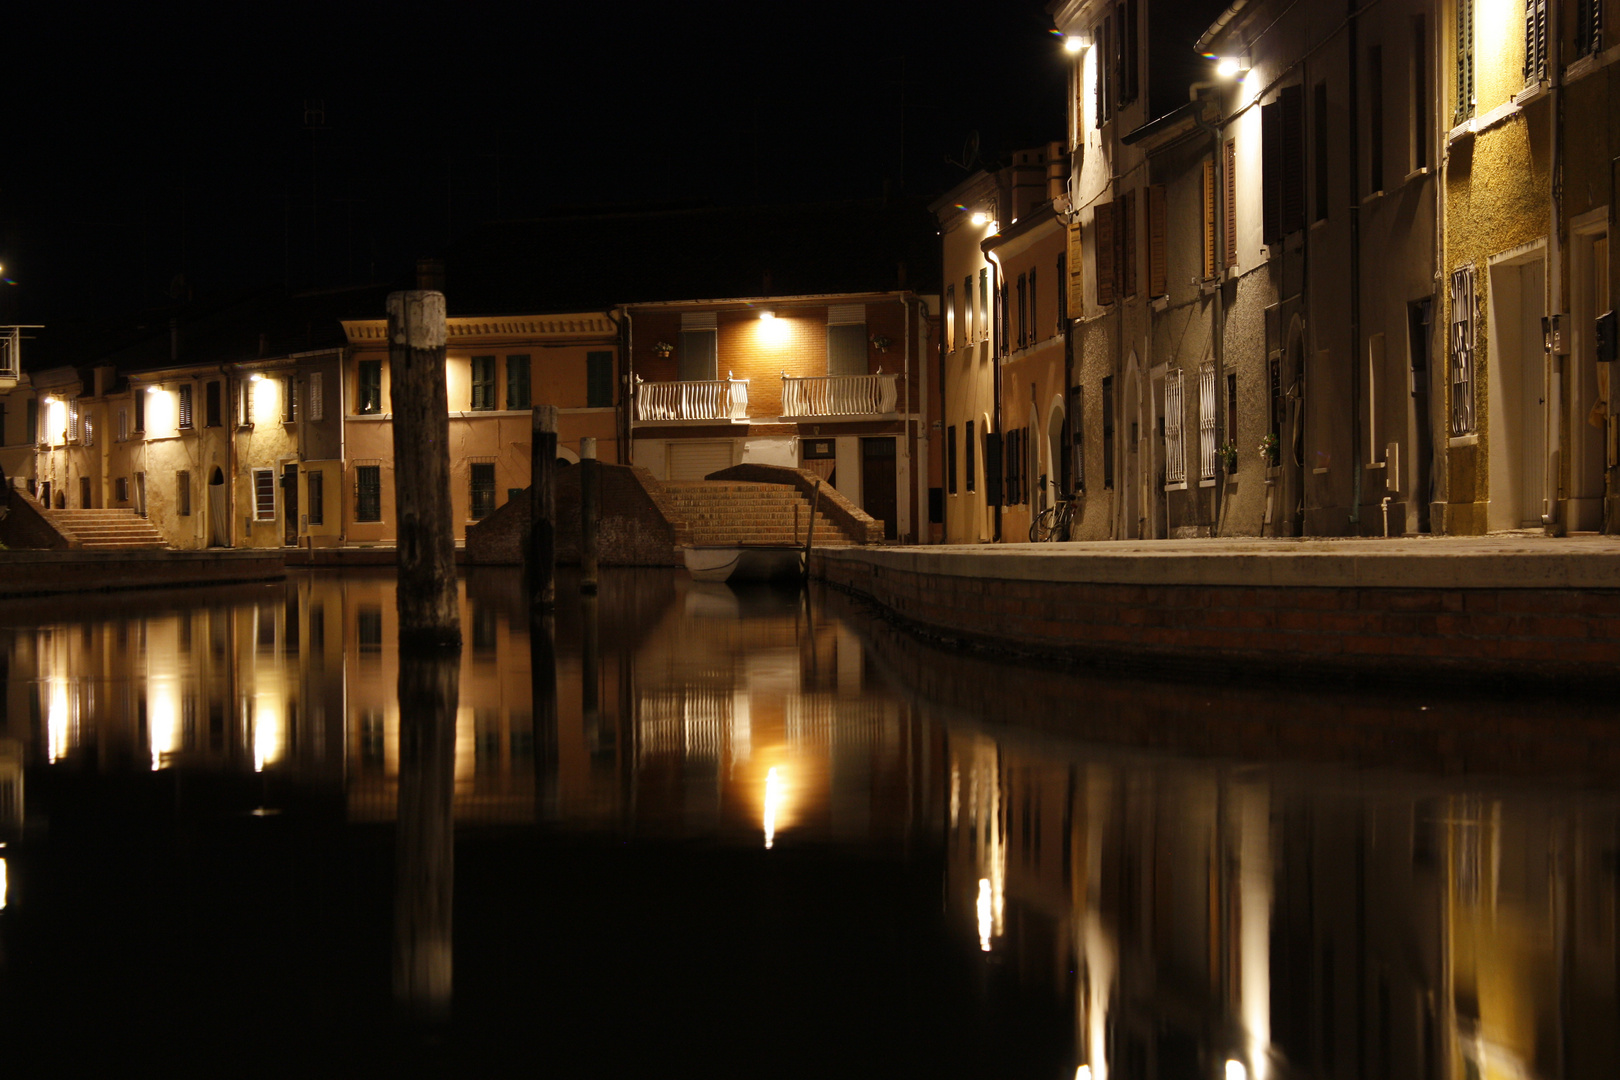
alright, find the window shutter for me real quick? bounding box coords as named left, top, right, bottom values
left=1201, top=159, right=1217, bottom=280
left=1067, top=219, right=1086, bottom=313
left=1120, top=189, right=1138, bottom=299
left=1262, top=100, right=1282, bottom=244
left=309, top=372, right=324, bottom=421
left=1281, top=85, right=1305, bottom=235
left=1095, top=202, right=1117, bottom=305
left=178, top=386, right=193, bottom=430
left=1199, top=363, right=1217, bottom=481
left=1456, top=0, right=1475, bottom=123
left=984, top=431, right=1003, bottom=506
left=1223, top=139, right=1238, bottom=268
left=1148, top=185, right=1168, bottom=298
left=1164, top=371, right=1186, bottom=486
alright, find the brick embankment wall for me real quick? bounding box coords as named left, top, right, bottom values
left=0, top=490, right=72, bottom=550
left=815, top=545, right=1620, bottom=688
left=826, top=587, right=1620, bottom=779
left=465, top=463, right=681, bottom=566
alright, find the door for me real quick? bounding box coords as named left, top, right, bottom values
left=1409, top=300, right=1435, bottom=532
left=208, top=467, right=228, bottom=547
left=1488, top=257, right=1546, bottom=531
left=860, top=437, right=897, bottom=540
left=79, top=477, right=91, bottom=508
left=667, top=441, right=733, bottom=481
left=282, top=463, right=299, bottom=546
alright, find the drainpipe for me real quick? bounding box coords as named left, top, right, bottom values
left=606, top=307, right=628, bottom=465
left=621, top=307, right=635, bottom=469
left=1189, top=95, right=1228, bottom=537
left=900, top=292, right=917, bottom=543
left=1542, top=0, right=1565, bottom=534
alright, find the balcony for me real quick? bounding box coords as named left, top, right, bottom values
left=634, top=376, right=749, bottom=422
left=780, top=372, right=897, bottom=418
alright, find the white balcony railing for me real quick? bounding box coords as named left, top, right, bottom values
left=780, top=372, right=898, bottom=418
left=634, top=375, right=749, bottom=422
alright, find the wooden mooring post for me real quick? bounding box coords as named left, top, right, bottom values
left=529, top=405, right=559, bottom=609
left=580, top=436, right=599, bottom=595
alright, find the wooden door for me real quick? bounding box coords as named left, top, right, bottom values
left=860, top=437, right=897, bottom=540
left=282, top=464, right=299, bottom=546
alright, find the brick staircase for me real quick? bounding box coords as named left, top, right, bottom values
left=44, top=508, right=170, bottom=550
left=657, top=481, right=861, bottom=547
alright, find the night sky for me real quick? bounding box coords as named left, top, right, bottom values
left=5, top=1, right=1068, bottom=332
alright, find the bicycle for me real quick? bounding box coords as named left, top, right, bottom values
left=1029, top=495, right=1078, bottom=542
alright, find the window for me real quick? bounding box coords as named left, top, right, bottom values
left=116, top=476, right=129, bottom=502
left=355, top=465, right=382, bottom=522
left=66, top=398, right=79, bottom=442
left=470, top=462, right=496, bottom=520
left=178, top=385, right=193, bottom=430
left=947, top=425, right=958, bottom=495
left=1450, top=265, right=1476, bottom=435
left=1577, top=0, right=1604, bottom=58
left=1164, top=371, right=1186, bottom=487
left=1223, top=139, right=1238, bottom=268
left=1016, top=273, right=1028, bottom=349
left=358, top=360, right=383, bottom=414
left=1096, top=13, right=1113, bottom=123
left=1119, top=0, right=1139, bottom=104
left=827, top=307, right=866, bottom=377
left=1069, top=385, right=1084, bottom=492
left=678, top=325, right=718, bottom=382
left=1120, top=190, right=1137, bottom=299
left=1411, top=18, right=1429, bottom=172
left=1199, top=363, right=1217, bottom=481
left=1102, top=375, right=1115, bottom=489
left=1314, top=82, right=1331, bottom=221
left=283, top=376, right=296, bottom=423
left=205, top=381, right=221, bottom=427
left=1455, top=0, right=1475, bottom=124
left=966, top=419, right=977, bottom=493
left=308, top=470, right=324, bottom=526
left=117, top=407, right=129, bottom=442
left=177, top=471, right=191, bottom=516
left=1095, top=202, right=1118, bottom=304
left=253, top=469, right=276, bottom=520
left=1525, top=0, right=1548, bottom=85
left=507, top=354, right=532, bottom=409
left=1261, top=85, right=1305, bottom=243
left=1029, top=267, right=1039, bottom=342
left=1056, top=253, right=1068, bottom=326
left=25, top=398, right=37, bottom=445
left=978, top=268, right=990, bottom=340
left=1201, top=158, right=1218, bottom=280
left=964, top=276, right=974, bottom=343
left=1147, top=185, right=1168, bottom=298
left=1367, top=46, right=1385, bottom=195
left=587, top=351, right=613, bottom=406
left=134, top=389, right=145, bottom=433
left=945, top=284, right=956, bottom=351
left=84, top=411, right=97, bottom=445
left=309, top=372, right=324, bottom=421
left=1067, top=220, right=1085, bottom=316
left=470, top=355, right=496, bottom=410
left=1227, top=373, right=1239, bottom=469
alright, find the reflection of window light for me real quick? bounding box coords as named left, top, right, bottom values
left=0, top=857, right=7, bottom=910
left=977, top=878, right=993, bottom=951
left=48, top=678, right=70, bottom=763
left=1076, top=1068, right=1092, bottom=1080
left=254, top=695, right=284, bottom=773
left=1226, top=1061, right=1248, bottom=1080
left=764, top=766, right=782, bottom=850
left=149, top=679, right=179, bottom=771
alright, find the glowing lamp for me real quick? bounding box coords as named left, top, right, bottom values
left=250, top=373, right=265, bottom=382
left=759, top=310, right=775, bottom=320
left=1064, top=35, right=1084, bottom=54
left=970, top=211, right=989, bottom=226
left=1226, top=1061, right=1248, bottom=1080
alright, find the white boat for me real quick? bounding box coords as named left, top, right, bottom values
left=683, top=544, right=805, bottom=583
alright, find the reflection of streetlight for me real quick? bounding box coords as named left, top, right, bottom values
left=976, top=878, right=993, bottom=951
left=764, top=766, right=783, bottom=849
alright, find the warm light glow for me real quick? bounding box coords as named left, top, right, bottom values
left=1064, top=35, right=1084, bottom=54
left=759, top=309, right=775, bottom=320
left=1076, top=1068, right=1092, bottom=1080
left=0, top=857, right=7, bottom=911
left=977, top=878, right=994, bottom=951
left=47, top=677, right=70, bottom=763
left=970, top=211, right=989, bottom=226
left=759, top=312, right=790, bottom=346
left=764, top=766, right=782, bottom=849
left=1226, top=1060, right=1248, bottom=1080
left=1216, top=57, right=1240, bottom=78
left=146, top=384, right=161, bottom=394
left=250, top=372, right=265, bottom=382
left=148, top=679, right=179, bottom=771
left=254, top=694, right=284, bottom=773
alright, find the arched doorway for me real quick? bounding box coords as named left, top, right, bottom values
left=208, top=467, right=228, bottom=547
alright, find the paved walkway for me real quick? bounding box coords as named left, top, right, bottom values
left=823, top=532, right=1620, bottom=590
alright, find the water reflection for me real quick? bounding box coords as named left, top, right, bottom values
left=0, top=571, right=1614, bottom=1076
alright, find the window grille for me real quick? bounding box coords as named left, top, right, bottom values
left=82, top=416, right=93, bottom=447
left=254, top=469, right=276, bottom=520
left=355, top=465, right=382, bottom=522
left=309, top=372, right=324, bottom=421
left=470, top=461, right=496, bottom=520
left=1450, top=266, right=1476, bottom=435
left=1164, top=371, right=1186, bottom=486
left=1199, top=363, right=1217, bottom=481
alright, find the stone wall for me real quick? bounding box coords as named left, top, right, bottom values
left=464, top=463, right=682, bottom=566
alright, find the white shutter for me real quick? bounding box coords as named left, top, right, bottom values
left=1450, top=265, right=1476, bottom=435
left=1164, top=371, right=1186, bottom=486
left=667, top=441, right=735, bottom=480
left=1199, top=363, right=1217, bottom=480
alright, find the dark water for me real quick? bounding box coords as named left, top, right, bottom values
left=0, top=568, right=1615, bottom=1078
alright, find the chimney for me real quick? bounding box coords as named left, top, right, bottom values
left=416, top=258, right=446, bottom=292
left=1046, top=141, right=1068, bottom=203
left=169, top=318, right=179, bottom=362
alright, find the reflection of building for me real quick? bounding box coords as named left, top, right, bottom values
left=940, top=731, right=1620, bottom=1080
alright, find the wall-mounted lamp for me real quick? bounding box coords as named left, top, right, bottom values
left=970, top=211, right=989, bottom=226
left=146, top=385, right=161, bottom=394
left=759, top=310, right=776, bottom=320
left=40, top=395, right=55, bottom=405
left=1063, top=35, right=1085, bottom=54
left=1212, top=52, right=1252, bottom=78
left=250, top=373, right=265, bottom=382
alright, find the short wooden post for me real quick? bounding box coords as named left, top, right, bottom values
left=802, top=478, right=822, bottom=579
left=529, top=405, right=559, bottom=609
left=531, top=609, right=559, bottom=812
left=586, top=433, right=605, bottom=595
left=387, top=288, right=461, bottom=648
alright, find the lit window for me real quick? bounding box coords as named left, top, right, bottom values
left=358, top=360, right=383, bottom=415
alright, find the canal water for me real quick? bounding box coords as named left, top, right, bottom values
left=0, top=567, right=1615, bottom=1078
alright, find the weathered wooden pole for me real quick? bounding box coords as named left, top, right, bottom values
left=529, top=405, right=559, bottom=609
left=388, top=286, right=462, bottom=647
left=579, top=436, right=599, bottom=595
left=581, top=592, right=603, bottom=753
left=531, top=609, right=559, bottom=817
left=387, top=271, right=460, bottom=1024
